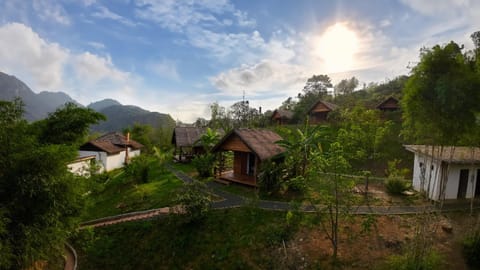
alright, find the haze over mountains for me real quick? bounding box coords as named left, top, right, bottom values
left=0, top=72, right=175, bottom=132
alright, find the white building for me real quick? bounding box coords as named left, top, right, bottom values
left=79, top=132, right=143, bottom=172
left=67, top=155, right=96, bottom=176
left=405, top=145, right=480, bottom=201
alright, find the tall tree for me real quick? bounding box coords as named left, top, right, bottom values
left=0, top=99, right=91, bottom=269
left=34, top=103, right=105, bottom=146
left=334, top=76, right=359, bottom=96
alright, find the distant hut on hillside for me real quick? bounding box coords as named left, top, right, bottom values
left=376, top=96, right=399, bottom=112
left=308, top=100, right=338, bottom=124
left=171, top=127, right=206, bottom=162
left=212, top=128, right=285, bottom=186
left=271, top=109, right=293, bottom=125
left=171, top=127, right=224, bottom=162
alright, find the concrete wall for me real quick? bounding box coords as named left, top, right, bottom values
left=80, top=148, right=141, bottom=172
left=412, top=152, right=480, bottom=200
left=68, top=159, right=93, bottom=176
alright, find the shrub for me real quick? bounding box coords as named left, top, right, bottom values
left=386, top=178, right=408, bottom=195
left=258, top=160, right=285, bottom=194
left=174, top=181, right=211, bottom=223
left=192, top=153, right=216, bottom=177
left=463, top=230, right=480, bottom=268
left=385, top=250, right=444, bottom=270
left=124, top=155, right=154, bottom=183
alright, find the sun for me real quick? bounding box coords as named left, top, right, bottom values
left=315, top=23, right=358, bottom=73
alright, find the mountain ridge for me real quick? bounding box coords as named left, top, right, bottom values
left=0, top=71, right=175, bottom=132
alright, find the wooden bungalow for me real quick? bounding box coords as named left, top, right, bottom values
left=308, top=100, right=338, bottom=124
left=271, top=109, right=293, bottom=125
left=171, top=127, right=207, bottom=162
left=376, top=96, right=399, bottom=112
left=212, top=128, right=285, bottom=187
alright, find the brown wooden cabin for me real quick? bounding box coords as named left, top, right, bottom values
left=376, top=96, right=399, bottom=112
left=308, top=100, right=338, bottom=124
left=171, top=127, right=207, bottom=162
left=271, top=109, right=293, bottom=125
left=212, top=129, right=285, bottom=187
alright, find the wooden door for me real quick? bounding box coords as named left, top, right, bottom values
left=457, top=169, right=469, bottom=199
left=476, top=169, right=480, bottom=198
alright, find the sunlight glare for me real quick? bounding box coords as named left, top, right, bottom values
left=316, top=23, right=358, bottom=73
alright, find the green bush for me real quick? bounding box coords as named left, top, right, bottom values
left=385, top=250, right=444, bottom=270
left=258, top=161, right=285, bottom=194
left=192, top=153, right=216, bottom=177
left=463, top=230, right=480, bottom=268
left=386, top=178, right=408, bottom=195
left=124, top=155, right=154, bottom=183
left=174, top=180, right=211, bottom=223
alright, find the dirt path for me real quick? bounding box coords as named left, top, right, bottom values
left=64, top=243, right=77, bottom=270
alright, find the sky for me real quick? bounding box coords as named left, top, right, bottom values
left=0, top=0, right=479, bottom=122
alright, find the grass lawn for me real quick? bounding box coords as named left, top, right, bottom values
left=77, top=207, right=295, bottom=269
left=82, top=161, right=183, bottom=221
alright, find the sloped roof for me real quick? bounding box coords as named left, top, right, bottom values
left=80, top=132, right=143, bottom=154
left=172, top=127, right=225, bottom=148
left=172, top=127, right=207, bottom=147
left=212, top=128, right=285, bottom=161
left=404, top=145, right=480, bottom=164
left=308, top=100, right=338, bottom=113
left=271, top=109, right=293, bottom=120
left=376, top=96, right=399, bottom=109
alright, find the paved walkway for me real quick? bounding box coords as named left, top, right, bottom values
left=80, top=165, right=480, bottom=229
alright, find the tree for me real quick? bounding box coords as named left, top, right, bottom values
left=0, top=100, right=89, bottom=269
left=402, top=39, right=480, bottom=204
left=174, top=180, right=211, bottom=223
left=34, top=103, right=105, bottom=146
left=192, top=128, right=220, bottom=178
left=293, top=74, right=333, bottom=123
left=307, top=142, right=355, bottom=264
left=209, top=102, right=232, bottom=132
left=123, top=123, right=153, bottom=152
left=334, top=76, right=359, bottom=96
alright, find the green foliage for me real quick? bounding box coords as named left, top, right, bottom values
left=258, top=160, right=285, bottom=194
left=34, top=102, right=105, bottom=145
left=386, top=178, right=409, bottom=195
left=124, top=155, right=155, bottom=184
left=192, top=153, right=216, bottom=178
left=336, top=106, right=393, bottom=170
left=124, top=123, right=154, bottom=152
left=197, top=127, right=220, bottom=151
left=402, top=41, right=480, bottom=145
left=0, top=99, right=90, bottom=269
left=334, top=76, right=359, bottom=96
left=463, top=230, right=480, bottom=268
left=174, top=181, right=212, bottom=223
left=385, top=250, right=444, bottom=270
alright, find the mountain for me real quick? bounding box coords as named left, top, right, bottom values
left=90, top=104, right=175, bottom=132
left=0, top=71, right=175, bottom=132
left=0, top=72, right=77, bottom=120
left=87, top=99, right=121, bottom=112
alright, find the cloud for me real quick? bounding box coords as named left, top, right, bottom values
left=400, top=0, right=470, bottom=17
left=92, top=5, right=136, bottom=26
left=73, top=52, right=130, bottom=84
left=32, top=0, right=71, bottom=25
left=0, top=23, right=68, bottom=89
left=87, top=41, right=106, bottom=50
left=0, top=22, right=130, bottom=98
left=211, top=60, right=306, bottom=97
left=134, top=0, right=254, bottom=31
left=148, top=59, right=180, bottom=81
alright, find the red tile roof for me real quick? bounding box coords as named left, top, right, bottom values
left=80, top=132, right=143, bottom=154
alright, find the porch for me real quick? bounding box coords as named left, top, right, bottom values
left=217, top=170, right=257, bottom=187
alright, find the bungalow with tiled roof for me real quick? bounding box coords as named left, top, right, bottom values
left=212, top=128, right=285, bottom=186
left=79, top=132, right=143, bottom=172
left=405, top=145, right=480, bottom=201
left=308, top=100, right=338, bottom=124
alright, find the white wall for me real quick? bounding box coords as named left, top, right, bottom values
left=68, top=159, right=93, bottom=176
left=412, top=152, right=480, bottom=200
left=79, top=148, right=142, bottom=172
